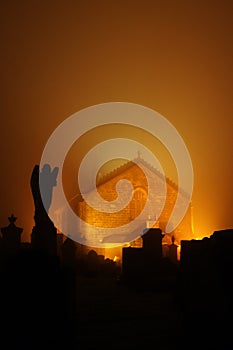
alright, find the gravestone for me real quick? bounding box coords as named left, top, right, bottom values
left=1, top=214, right=23, bottom=257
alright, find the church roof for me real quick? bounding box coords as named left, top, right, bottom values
left=69, top=153, right=190, bottom=204
left=95, top=154, right=178, bottom=191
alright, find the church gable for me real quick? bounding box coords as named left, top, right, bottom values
left=77, top=156, right=193, bottom=245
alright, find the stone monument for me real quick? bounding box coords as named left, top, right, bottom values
left=1, top=214, right=23, bottom=256
left=30, top=164, right=58, bottom=255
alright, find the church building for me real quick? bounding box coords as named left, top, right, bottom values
left=56, top=154, right=194, bottom=261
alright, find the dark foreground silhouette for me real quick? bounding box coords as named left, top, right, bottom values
left=0, top=248, right=78, bottom=349
left=0, top=230, right=233, bottom=349
left=0, top=164, right=232, bottom=349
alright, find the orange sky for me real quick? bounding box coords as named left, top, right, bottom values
left=0, top=0, right=232, bottom=241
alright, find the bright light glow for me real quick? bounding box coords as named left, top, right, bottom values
left=113, top=256, right=120, bottom=262
left=177, top=244, right=181, bottom=261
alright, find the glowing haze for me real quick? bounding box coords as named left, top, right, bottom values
left=0, top=1, right=232, bottom=242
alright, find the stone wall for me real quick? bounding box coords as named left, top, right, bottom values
left=77, top=160, right=193, bottom=249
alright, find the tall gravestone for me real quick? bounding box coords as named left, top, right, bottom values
left=168, top=235, right=178, bottom=263
left=30, top=164, right=58, bottom=256
left=142, top=227, right=164, bottom=259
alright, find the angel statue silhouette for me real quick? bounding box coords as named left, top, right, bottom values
left=40, top=164, right=59, bottom=212
left=30, top=164, right=59, bottom=225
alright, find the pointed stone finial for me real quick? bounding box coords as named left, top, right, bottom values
left=171, top=235, right=175, bottom=244
left=8, top=214, right=17, bottom=225
left=1, top=214, right=23, bottom=256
